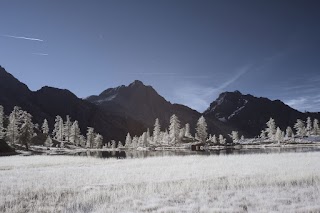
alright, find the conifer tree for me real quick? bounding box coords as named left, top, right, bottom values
left=219, top=134, right=226, bottom=145
left=19, top=112, right=34, bottom=150
left=125, top=133, right=132, bottom=148
left=313, top=119, right=320, bottom=135
left=44, top=136, right=53, bottom=148
left=70, top=121, right=81, bottom=146
left=184, top=123, right=191, bottom=138
left=86, top=127, right=95, bottom=148
left=52, top=116, right=64, bottom=141
left=0, top=105, right=4, bottom=139
left=94, top=134, right=103, bottom=148
left=64, top=115, right=72, bottom=142
left=294, top=119, right=306, bottom=137
left=229, top=131, right=239, bottom=143
left=169, top=114, right=180, bottom=145
left=306, top=117, right=312, bottom=136
left=42, top=119, right=49, bottom=135
left=265, top=118, right=276, bottom=140
left=196, top=116, right=208, bottom=143
left=153, top=118, right=161, bottom=145
left=285, top=126, right=294, bottom=138
left=6, top=106, right=23, bottom=145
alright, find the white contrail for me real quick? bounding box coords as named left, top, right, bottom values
left=1, top=34, right=44, bottom=42
left=32, top=53, right=49, bottom=56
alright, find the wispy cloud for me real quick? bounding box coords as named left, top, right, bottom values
left=284, top=95, right=320, bottom=112
left=1, top=34, right=44, bottom=42
left=125, top=72, right=177, bottom=76
left=173, top=64, right=252, bottom=112
left=31, top=53, right=49, bottom=56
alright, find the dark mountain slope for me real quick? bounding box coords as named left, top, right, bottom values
left=0, top=66, right=145, bottom=142
left=204, top=91, right=320, bottom=137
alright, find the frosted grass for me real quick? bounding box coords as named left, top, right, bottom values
left=1, top=153, right=320, bottom=212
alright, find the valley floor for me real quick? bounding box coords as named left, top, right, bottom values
left=0, top=153, right=320, bottom=212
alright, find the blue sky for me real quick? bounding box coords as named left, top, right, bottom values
left=0, top=0, right=320, bottom=112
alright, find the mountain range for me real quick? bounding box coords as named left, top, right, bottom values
left=1, top=65, right=319, bottom=143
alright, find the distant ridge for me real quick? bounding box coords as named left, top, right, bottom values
left=1, top=65, right=319, bottom=140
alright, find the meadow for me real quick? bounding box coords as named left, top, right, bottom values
left=0, top=153, right=320, bottom=212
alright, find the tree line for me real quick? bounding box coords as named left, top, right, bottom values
left=0, top=105, right=103, bottom=150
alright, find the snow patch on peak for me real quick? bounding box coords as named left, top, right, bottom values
left=228, top=99, right=248, bottom=120
left=94, top=94, right=117, bottom=104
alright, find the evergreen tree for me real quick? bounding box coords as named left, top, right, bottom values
left=125, top=133, right=132, bottom=148
left=52, top=116, right=64, bottom=141
left=219, top=134, right=226, bottom=145
left=169, top=114, right=180, bottom=145
left=79, top=135, right=86, bottom=147
left=179, top=127, right=185, bottom=140
left=70, top=120, right=81, bottom=146
left=294, top=119, right=306, bottom=137
left=94, top=134, right=103, bottom=148
left=41, top=119, right=49, bottom=135
left=306, top=117, right=312, bottom=136
left=64, top=115, right=72, bottom=142
left=275, top=127, right=283, bottom=144
left=153, top=118, right=161, bottom=145
left=313, top=119, right=320, bottom=135
left=229, top=131, right=239, bottom=143
left=132, top=136, right=139, bottom=148
left=285, top=126, right=294, bottom=138
left=0, top=105, right=4, bottom=139
left=265, top=118, right=276, bottom=140
left=86, top=127, right=95, bottom=148
left=211, top=135, right=217, bottom=144
left=184, top=123, right=191, bottom=138
left=19, top=112, right=34, bottom=150
left=260, top=130, right=266, bottom=140
left=111, top=140, right=117, bottom=149
left=196, top=116, right=208, bottom=143
left=44, top=136, right=53, bottom=148
left=6, top=106, right=23, bottom=145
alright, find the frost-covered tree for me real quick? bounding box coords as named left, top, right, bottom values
left=139, top=132, right=148, bottom=147
left=64, top=115, right=72, bottom=142
left=219, top=134, right=226, bottom=145
left=52, top=116, right=64, bottom=141
left=294, top=119, right=306, bottom=137
left=260, top=130, right=266, bottom=140
left=0, top=105, right=5, bottom=139
left=19, top=112, right=34, bottom=150
left=169, top=114, right=180, bottom=145
left=86, top=127, right=95, bottom=148
left=125, top=133, right=132, bottom=148
left=94, top=134, right=103, bottom=148
left=41, top=119, right=49, bottom=135
left=313, top=119, right=320, bottom=135
left=184, top=123, right=191, bottom=138
left=111, top=140, right=117, bottom=149
left=306, top=117, right=312, bottom=136
left=44, top=136, right=53, bottom=148
left=241, top=135, right=245, bottom=141
left=285, top=126, right=294, bottom=138
left=196, top=116, right=208, bottom=143
left=265, top=118, right=276, bottom=140
left=132, top=136, right=139, bottom=148
left=70, top=121, right=81, bottom=146
left=211, top=134, right=217, bottom=144
left=153, top=118, right=161, bottom=145
left=118, top=141, right=124, bottom=148
left=6, top=106, right=23, bottom=145
left=229, top=131, right=239, bottom=143
left=79, top=135, right=86, bottom=147
left=275, top=127, right=283, bottom=144
left=179, top=127, right=185, bottom=140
